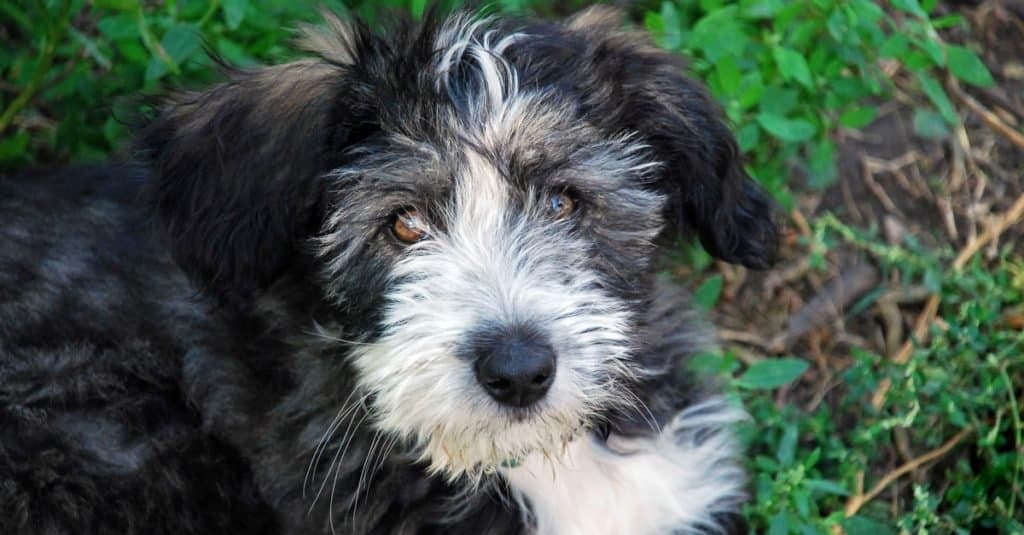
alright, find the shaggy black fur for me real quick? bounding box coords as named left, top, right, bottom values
left=1, top=7, right=774, bottom=534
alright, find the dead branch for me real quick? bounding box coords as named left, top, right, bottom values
left=843, top=428, right=972, bottom=518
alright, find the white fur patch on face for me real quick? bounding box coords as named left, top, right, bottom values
left=346, top=148, right=640, bottom=482
left=502, top=398, right=747, bottom=535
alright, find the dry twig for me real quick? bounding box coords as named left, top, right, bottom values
left=842, top=428, right=973, bottom=518
left=948, top=78, right=1024, bottom=149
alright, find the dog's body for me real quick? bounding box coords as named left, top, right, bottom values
left=0, top=7, right=775, bottom=534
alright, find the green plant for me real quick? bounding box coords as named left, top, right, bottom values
left=643, top=0, right=995, bottom=205
left=1, top=0, right=357, bottom=165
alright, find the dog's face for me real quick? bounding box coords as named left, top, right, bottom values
left=139, top=8, right=776, bottom=481
left=317, top=72, right=664, bottom=477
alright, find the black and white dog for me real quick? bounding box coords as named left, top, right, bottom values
left=0, top=6, right=776, bottom=534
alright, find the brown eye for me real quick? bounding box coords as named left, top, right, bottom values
left=548, top=192, right=575, bottom=220
left=392, top=208, right=429, bottom=243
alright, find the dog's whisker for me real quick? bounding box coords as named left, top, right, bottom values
left=348, top=428, right=386, bottom=525
left=305, top=328, right=375, bottom=347
left=359, top=433, right=400, bottom=516
left=620, top=388, right=662, bottom=435
left=304, top=388, right=362, bottom=498
left=326, top=407, right=373, bottom=535
left=312, top=404, right=370, bottom=514
left=306, top=392, right=371, bottom=501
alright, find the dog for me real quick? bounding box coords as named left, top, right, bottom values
left=0, top=6, right=777, bottom=534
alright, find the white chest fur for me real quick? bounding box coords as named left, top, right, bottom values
left=501, top=399, right=746, bottom=535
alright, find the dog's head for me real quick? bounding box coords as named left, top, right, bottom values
left=138, top=7, right=776, bottom=481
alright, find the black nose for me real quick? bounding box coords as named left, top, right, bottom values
left=474, top=329, right=556, bottom=407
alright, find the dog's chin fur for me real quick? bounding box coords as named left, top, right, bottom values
left=1, top=6, right=776, bottom=535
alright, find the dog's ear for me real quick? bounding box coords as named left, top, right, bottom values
left=565, top=7, right=778, bottom=269
left=137, top=37, right=370, bottom=305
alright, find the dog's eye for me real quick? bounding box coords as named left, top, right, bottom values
left=392, top=208, right=429, bottom=244
left=547, top=192, right=576, bottom=221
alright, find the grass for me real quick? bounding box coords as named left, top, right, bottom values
left=3, top=0, right=1022, bottom=532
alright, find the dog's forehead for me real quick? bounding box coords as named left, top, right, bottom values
left=359, top=23, right=651, bottom=200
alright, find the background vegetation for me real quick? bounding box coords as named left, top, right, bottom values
left=3, top=0, right=1022, bottom=532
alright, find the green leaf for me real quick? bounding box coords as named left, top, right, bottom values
left=932, top=14, right=966, bottom=29
left=688, top=7, right=746, bottom=62
left=756, top=113, right=816, bottom=142
left=849, top=0, right=885, bottom=22
left=644, top=11, right=665, bottom=42
left=825, top=10, right=847, bottom=42
left=145, top=56, right=169, bottom=83
left=809, top=139, right=837, bottom=188
left=891, top=0, right=927, bottom=18
left=768, top=512, right=791, bottom=535
left=839, top=106, right=877, bottom=128
left=737, top=123, right=760, bottom=152
left=793, top=487, right=811, bottom=517
left=216, top=37, right=257, bottom=67
left=103, top=117, right=128, bottom=146
left=659, top=1, right=683, bottom=51
left=738, top=74, right=765, bottom=109
left=741, top=0, right=784, bottom=19
left=773, top=46, right=814, bottom=88
left=805, top=478, right=850, bottom=496
left=918, top=37, right=946, bottom=66
left=162, top=24, right=202, bottom=64
left=94, top=0, right=139, bottom=11
left=879, top=34, right=909, bottom=59
left=842, top=516, right=897, bottom=535
left=97, top=14, right=138, bottom=41
left=916, top=72, right=957, bottom=124
left=0, top=132, right=29, bottom=162
left=903, top=50, right=937, bottom=70
left=410, top=0, right=427, bottom=19
left=700, top=0, right=725, bottom=11
left=694, top=275, right=724, bottom=310
left=222, top=0, right=249, bottom=30
left=912, top=109, right=951, bottom=139
left=758, top=86, right=798, bottom=115
left=687, top=351, right=729, bottom=375
left=736, top=358, right=810, bottom=389
left=777, top=423, right=798, bottom=465
left=754, top=455, right=779, bottom=472
left=848, top=286, right=886, bottom=317
left=715, top=56, right=742, bottom=96
left=117, top=41, right=148, bottom=63
left=946, top=45, right=995, bottom=87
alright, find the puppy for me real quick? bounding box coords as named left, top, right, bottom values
left=0, top=6, right=776, bottom=534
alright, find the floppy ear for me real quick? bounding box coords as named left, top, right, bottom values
left=137, top=49, right=367, bottom=305
left=565, top=7, right=778, bottom=269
